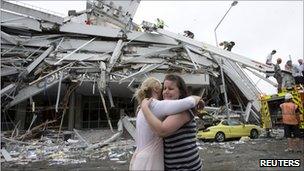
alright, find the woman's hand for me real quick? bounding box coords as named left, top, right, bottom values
left=191, top=95, right=202, bottom=105
left=196, top=100, right=205, bottom=110
left=141, top=98, right=153, bottom=110
left=193, top=99, right=205, bottom=117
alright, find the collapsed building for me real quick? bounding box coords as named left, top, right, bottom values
left=1, top=0, right=278, bottom=133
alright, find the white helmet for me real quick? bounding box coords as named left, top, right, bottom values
left=285, top=93, right=292, bottom=100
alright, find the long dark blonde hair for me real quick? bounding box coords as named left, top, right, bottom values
left=134, top=77, right=162, bottom=104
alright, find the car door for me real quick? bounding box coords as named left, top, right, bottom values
left=242, top=124, right=254, bottom=136
left=220, top=120, right=231, bottom=137
left=228, top=120, right=245, bottom=138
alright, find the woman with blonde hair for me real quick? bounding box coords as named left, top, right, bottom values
left=129, top=77, right=201, bottom=170
left=141, top=74, right=203, bottom=170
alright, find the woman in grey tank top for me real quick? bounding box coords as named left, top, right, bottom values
left=141, top=74, right=203, bottom=170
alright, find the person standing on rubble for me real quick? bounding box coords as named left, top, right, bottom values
left=265, top=50, right=277, bottom=65
left=219, top=41, right=235, bottom=51
left=285, top=60, right=293, bottom=72
left=183, top=30, right=194, bottom=39
left=280, top=93, right=301, bottom=152
left=156, top=18, right=165, bottom=29
left=293, top=59, right=304, bottom=85
left=129, top=77, right=202, bottom=170
left=274, top=58, right=283, bottom=93
left=141, top=74, right=203, bottom=170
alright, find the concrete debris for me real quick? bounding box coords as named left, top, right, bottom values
left=1, top=118, right=132, bottom=166
left=49, top=158, right=86, bottom=166
left=0, top=0, right=294, bottom=169
left=239, top=136, right=250, bottom=142
left=233, top=140, right=245, bottom=145
left=1, top=128, right=135, bottom=167
left=259, top=128, right=285, bottom=139
left=224, top=150, right=233, bottom=154
left=18, top=120, right=57, bottom=141
left=1, top=148, right=13, bottom=161
left=0, top=0, right=280, bottom=133
left=86, top=119, right=123, bottom=151
left=66, top=139, right=79, bottom=144
left=73, top=129, right=91, bottom=146
left=219, top=143, right=235, bottom=150
left=121, top=116, right=136, bottom=140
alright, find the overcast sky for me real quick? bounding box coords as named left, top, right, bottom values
left=18, top=1, right=303, bottom=94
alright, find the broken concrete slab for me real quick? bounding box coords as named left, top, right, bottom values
left=121, top=116, right=136, bottom=140
left=1, top=148, right=13, bottom=161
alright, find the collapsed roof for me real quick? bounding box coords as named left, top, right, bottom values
left=1, top=0, right=278, bottom=124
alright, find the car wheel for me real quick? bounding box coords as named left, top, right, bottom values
left=215, top=132, right=225, bottom=142
left=250, top=129, right=259, bottom=139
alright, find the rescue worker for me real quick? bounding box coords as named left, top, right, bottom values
left=293, top=59, right=304, bottom=85
left=280, top=93, right=301, bottom=152
left=183, top=30, right=194, bottom=39
left=219, top=41, right=235, bottom=51
left=265, top=50, right=276, bottom=65
left=155, top=18, right=164, bottom=29
left=284, top=60, right=293, bottom=72
left=274, top=58, right=283, bottom=93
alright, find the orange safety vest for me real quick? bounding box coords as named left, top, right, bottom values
left=280, top=102, right=298, bottom=125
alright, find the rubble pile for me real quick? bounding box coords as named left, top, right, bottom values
left=258, top=128, right=285, bottom=139
left=1, top=129, right=135, bottom=167
left=1, top=1, right=277, bottom=133
left=197, top=138, right=256, bottom=155
left=76, top=129, right=115, bottom=144
left=1, top=0, right=291, bottom=168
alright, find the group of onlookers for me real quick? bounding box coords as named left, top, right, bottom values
left=268, top=50, right=303, bottom=153
left=266, top=50, right=303, bottom=92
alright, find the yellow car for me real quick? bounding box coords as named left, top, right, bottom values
left=197, top=119, right=261, bottom=142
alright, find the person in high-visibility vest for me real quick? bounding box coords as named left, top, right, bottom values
left=280, top=93, right=301, bottom=152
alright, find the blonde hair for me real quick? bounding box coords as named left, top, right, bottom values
left=134, top=77, right=162, bottom=103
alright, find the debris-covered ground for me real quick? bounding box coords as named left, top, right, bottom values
left=1, top=129, right=134, bottom=170
left=1, top=128, right=303, bottom=171
left=200, top=138, right=303, bottom=171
